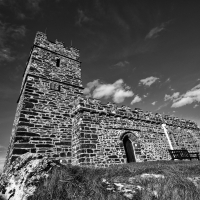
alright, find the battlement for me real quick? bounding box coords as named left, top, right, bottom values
left=34, top=32, right=80, bottom=61
left=71, top=97, right=199, bottom=130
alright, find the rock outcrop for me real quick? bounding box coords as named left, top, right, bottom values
left=0, top=153, right=63, bottom=200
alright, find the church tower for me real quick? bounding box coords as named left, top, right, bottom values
left=3, top=32, right=83, bottom=171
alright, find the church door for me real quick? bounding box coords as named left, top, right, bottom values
left=123, top=135, right=136, bottom=163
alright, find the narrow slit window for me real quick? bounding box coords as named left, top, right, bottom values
left=56, top=58, right=60, bottom=67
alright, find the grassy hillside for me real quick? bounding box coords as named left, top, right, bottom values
left=25, top=160, right=200, bottom=200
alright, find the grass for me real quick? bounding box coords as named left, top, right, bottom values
left=26, top=160, right=200, bottom=200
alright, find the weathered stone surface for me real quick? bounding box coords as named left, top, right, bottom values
left=102, top=173, right=200, bottom=199
left=0, top=153, right=62, bottom=200
left=102, top=173, right=165, bottom=199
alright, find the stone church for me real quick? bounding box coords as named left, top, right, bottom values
left=3, top=32, right=200, bottom=170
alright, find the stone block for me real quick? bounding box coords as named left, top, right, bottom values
left=91, top=134, right=98, bottom=139
left=60, top=152, right=66, bottom=157
left=55, top=142, right=71, bottom=146
left=30, top=148, right=36, bottom=153
left=14, top=144, right=35, bottom=148
left=67, top=152, right=71, bottom=156
left=24, top=102, right=34, bottom=108
left=16, top=127, right=27, bottom=131
left=29, top=99, right=38, bottom=103
left=80, top=144, right=96, bottom=149
left=31, top=137, right=52, bottom=141
left=12, top=148, right=29, bottom=154
left=19, top=118, right=30, bottom=122
left=16, top=132, right=40, bottom=137
left=109, top=155, right=118, bottom=158
left=21, top=111, right=38, bottom=115
left=14, top=137, right=30, bottom=143
left=36, top=144, right=54, bottom=148
left=85, top=134, right=91, bottom=138
left=87, top=149, right=93, bottom=153
left=80, top=154, right=89, bottom=157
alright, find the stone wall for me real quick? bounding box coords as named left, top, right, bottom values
left=70, top=97, right=200, bottom=167
left=3, top=32, right=83, bottom=171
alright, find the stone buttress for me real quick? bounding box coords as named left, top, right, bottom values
left=3, top=32, right=83, bottom=171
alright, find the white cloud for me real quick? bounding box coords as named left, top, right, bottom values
left=151, top=101, right=157, bottom=105
left=0, top=20, right=27, bottom=62
left=171, top=84, right=200, bottom=108
left=145, top=25, right=164, bottom=39
left=83, top=80, right=100, bottom=97
left=8, top=25, right=26, bottom=39
left=164, top=92, right=180, bottom=101
left=193, top=104, right=199, bottom=108
left=113, top=90, right=134, bottom=103
left=93, top=79, right=123, bottom=99
left=145, top=21, right=170, bottom=39
left=114, top=61, right=129, bottom=68
left=143, top=93, right=149, bottom=98
left=76, top=9, right=92, bottom=26
left=139, top=76, right=159, bottom=87
left=172, top=97, right=193, bottom=108
left=131, top=95, right=142, bottom=105
left=0, top=48, right=14, bottom=62
left=83, top=79, right=134, bottom=103
left=155, top=102, right=169, bottom=111
left=169, top=86, right=174, bottom=91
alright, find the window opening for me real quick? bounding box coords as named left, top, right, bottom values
left=56, top=58, right=60, bottom=67
left=123, top=135, right=136, bottom=163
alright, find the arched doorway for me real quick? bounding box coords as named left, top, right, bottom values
left=123, top=135, right=136, bottom=163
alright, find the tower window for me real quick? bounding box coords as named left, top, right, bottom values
left=56, top=58, right=60, bottom=67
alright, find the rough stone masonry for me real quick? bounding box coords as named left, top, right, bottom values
left=3, top=31, right=200, bottom=171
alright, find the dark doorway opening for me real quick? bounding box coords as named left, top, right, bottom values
left=123, top=135, right=136, bottom=163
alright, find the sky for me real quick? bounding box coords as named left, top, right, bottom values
left=0, top=0, right=200, bottom=171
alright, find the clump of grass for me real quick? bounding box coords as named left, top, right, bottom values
left=25, top=160, right=200, bottom=200
left=28, top=165, right=127, bottom=200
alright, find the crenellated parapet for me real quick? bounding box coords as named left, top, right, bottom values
left=70, top=97, right=199, bottom=130
left=34, top=32, right=80, bottom=61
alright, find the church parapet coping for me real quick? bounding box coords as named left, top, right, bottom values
left=70, top=97, right=199, bottom=130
